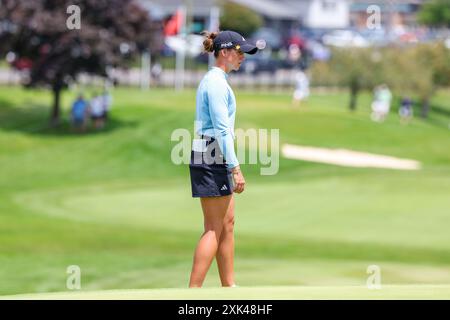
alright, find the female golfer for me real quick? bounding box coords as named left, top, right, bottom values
left=188, top=30, right=258, bottom=287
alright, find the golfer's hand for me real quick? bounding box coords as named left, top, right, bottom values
left=232, top=166, right=245, bottom=194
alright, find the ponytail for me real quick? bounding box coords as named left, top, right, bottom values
left=201, top=30, right=219, bottom=57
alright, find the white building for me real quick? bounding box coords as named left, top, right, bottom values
left=302, top=0, right=350, bottom=29
left=229, top=0, right=350, bottom=29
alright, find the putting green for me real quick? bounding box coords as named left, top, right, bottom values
left=2, top=285, right=450, bottom=300
left=14, top=172, right=450, bottom=250
left=6, top=177, right=450, bottom=292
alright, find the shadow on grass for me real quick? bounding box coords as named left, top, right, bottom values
left=433, top=105, right=450, bottom=118
left=239, top=233, right=450, bottom=266
left=0, top=98, right=137, bottom=136
left=421, top=102, right=450, bottom=130
left=395, top=99, right=450, bottom=130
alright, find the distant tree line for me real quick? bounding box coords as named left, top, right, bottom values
left=310, top=43, right=450, bottom=117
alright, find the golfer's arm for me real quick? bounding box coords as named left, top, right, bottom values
left=208, top=84, right=239, bottom=169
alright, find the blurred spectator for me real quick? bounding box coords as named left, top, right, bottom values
left=90, top=93, right=105, bottom=130
left=151, top=62, right=163, bottom=86
left=292, top=69, right=310, bottom=108
left=371, top=84, right=392, bottom=122
left=101, top=90, right=113, bottom=123
left=70, top=94, right=89, bottom=133
left=287, top=31, right=306, bottom=51
left=399, top=96, right=413, bottom=125
left=287, top=44, right=302, bottom=65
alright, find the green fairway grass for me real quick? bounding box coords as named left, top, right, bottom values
left=0, top=85, right=449, bottom=297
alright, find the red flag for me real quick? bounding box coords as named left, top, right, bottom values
left=164, top=9, right=183, bottom=36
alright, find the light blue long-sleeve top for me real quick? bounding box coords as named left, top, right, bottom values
left=195, top=66, right=239, bottom=169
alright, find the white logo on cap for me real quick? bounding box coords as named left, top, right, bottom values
left=221, top=42, right=233, bottom=48
left=242, top=37, right=245, bottom=41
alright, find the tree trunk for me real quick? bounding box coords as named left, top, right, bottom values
left=50, top=83, right=62, bottom=127
left=349, top=82, right=359, bottom=111
left=420, top=97, right=430, bottom=118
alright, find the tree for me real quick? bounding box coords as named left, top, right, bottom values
left=0, top=0, right=159, bottom=126
left=384, top=43, right=450, bottom=118
left=328, top=48, right=383, bottom=111
left=382, top=46, right=433, bottom=118
left=418, top=0, right=450, bottom=28
left=219, top=1, right=263, bottom=37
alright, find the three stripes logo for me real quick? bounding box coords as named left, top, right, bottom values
left=220, top=185, right=228, bottom=191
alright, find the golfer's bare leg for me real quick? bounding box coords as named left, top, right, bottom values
left=189, top=195, right=232, bottom=288
left=216, top=195, right=236, bottom=287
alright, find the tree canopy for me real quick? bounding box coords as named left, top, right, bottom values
left=418, top=0, right=450, bottom=27
left=219, top=1, right=263, bottom=37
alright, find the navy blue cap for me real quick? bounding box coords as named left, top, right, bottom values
left=213, top=30, right=258, bottom=54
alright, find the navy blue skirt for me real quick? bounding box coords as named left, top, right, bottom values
left=189, top=137, right=234, bottom=198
